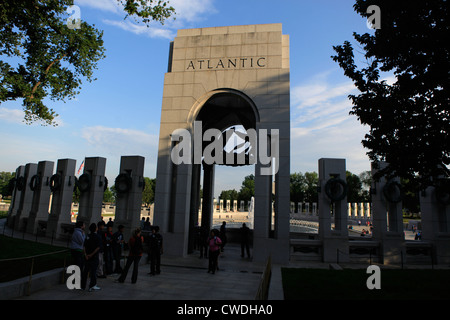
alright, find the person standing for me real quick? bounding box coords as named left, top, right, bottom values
left=148, top=226, right=163, bottom=276
left=112, top=225, right=125, bottom=274
left=116, top=228, right=144, bottom=284
left=96, top=221, right=106, bottom=278
left=104, top=224, right=114, bottom=275
left=207, top=229, right=222, bottom=274
left=219, top=221, right=227, bottom=252
left=144, top=217, right=151, bottom=231
left=81, top=223, right=101, bottom=292
left=240, top=223, right=251, bottom=258
left=70, top=221, right=85, bottom=270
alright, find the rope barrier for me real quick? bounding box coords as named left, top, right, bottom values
left=0, top=249, right=70, bottom=263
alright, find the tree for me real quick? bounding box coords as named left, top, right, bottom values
left=103, top=187, right=115, bottom=203
left=359, top=170, right=372, bottom=191
left=346, top=171, right=363, bottom=203
left=219, top=189, right=239, bottom=209
left=238, top=174, right=255, bottom=202
left=290, top=172, right=306, bottom=204
left=142, top=177, right=156, bottom=205
left=303, top=172, right=318, bottom=203
left=0, top=0, right=175, bottom=125
left=332, top=0, right=449, bottom=188
left=0, top=171, right=15, bottom=197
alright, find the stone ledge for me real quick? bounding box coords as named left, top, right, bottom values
left=0, top=267, right=64, bottom=300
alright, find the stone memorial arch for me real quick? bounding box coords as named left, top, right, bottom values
left=153, top=24, right=291, bottom=263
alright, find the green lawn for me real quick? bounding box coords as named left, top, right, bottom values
left=282, top=267, right=450, bottom=300
left=0, top=235, right=71, bottom=283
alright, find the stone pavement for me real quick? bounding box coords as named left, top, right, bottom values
left=1, top=218, right=283, bottom=300
left=16, top=244, right=271, bottom=300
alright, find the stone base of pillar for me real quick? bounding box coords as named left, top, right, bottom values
left=434, top=234, right=450, bottom=264
left=253, top=237, right=290, bottom=264
left=322, top=236, right=349, bottom=263
left=378, top=232, right=405, bottom=264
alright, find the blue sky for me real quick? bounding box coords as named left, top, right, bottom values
left=0, top=0, right=379, bottom=197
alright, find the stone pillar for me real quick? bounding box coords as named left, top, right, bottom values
left=114, top=156, right=145, bottom=242
left=312, top=202, right=317, bottom=216
left=26, top=161, right=54, bottom=235
left=7, top=165, right=25, bottom=228
left=76, top=157, right=107, bottom=227
left=240, top=200, right=244, bottom=212
left=371, top=161, right=404, bottom=264
left=318, top=158, right=349, bottom=263
left=233, top=200, right=237, bottom=212
left=290, top=202, right=294, bottom=213
left=226, top=200, right=230, bottom=212
left=420, top=182, right=450, bottom=264
left=46, top=159, right=77, bottom=240
left=298, top=202, right=302, bottom=215
left=352, top=203, right=357, bottom=219
left=359, top=203, right=364, bottom=219
left=305, top=203, right=310, bottom=215
left=348, top=203, right=352, bottom=218
left=200, top=164, right=214, bottom=231
left=15, top=163, right=38, bottom=231
left=365, top=202, right=371, bottom=219
left=219, top=199, right=223, bottom=213
left=188, top=163, right=201, bottom=253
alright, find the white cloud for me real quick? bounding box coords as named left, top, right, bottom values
left=75, top=0, right=122, bottom=14
left=77, top=0, right=217, bottom=39
left=81, top=125, right=158, bottom=155
left=0, top=107, right=25, bottom=124
left=80, top=126, right=160, bottom=178
left=102, top=19, right=174, bottom=39
left=169, top=0, right=217, bottom=24
left=0, top=107, right=64, bottom=127
left=290, top=71, right=371, bottom=174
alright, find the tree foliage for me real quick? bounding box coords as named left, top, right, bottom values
left=142, top=177, right=156, bottom=205
left=0, top=171, right=15, bottom=197
left=332, top=0, right=449, bottom=188
left=237, top=174, right=255, bottom=202
left=0, top=0, right=175, bottom=125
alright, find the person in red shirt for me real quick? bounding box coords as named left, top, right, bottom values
left=207, top=229, right=222, bottom=274
left=115, top=228, right=144, bottom=284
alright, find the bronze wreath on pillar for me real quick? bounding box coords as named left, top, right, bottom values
left=324, top=177, right=348, bottom=202
left=50, top=174, right=62, bottom=192
left=115, top=173, right=132, bottom=195
left=77, top=173, right=91, bottom=193
left=382, top=180, right=403, bottom=203
left=29, top=174, right=41, bottom=191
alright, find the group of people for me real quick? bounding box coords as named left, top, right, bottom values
left=70, top=218, right=163, bottom=292
left=70, top=218, right=252, bottom=290
left=195, top=222, right=252, bottom=275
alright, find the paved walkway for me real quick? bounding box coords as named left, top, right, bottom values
left=16, top=245, right=267, bottom=300
left=1, top=218, right=275, bottom=300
